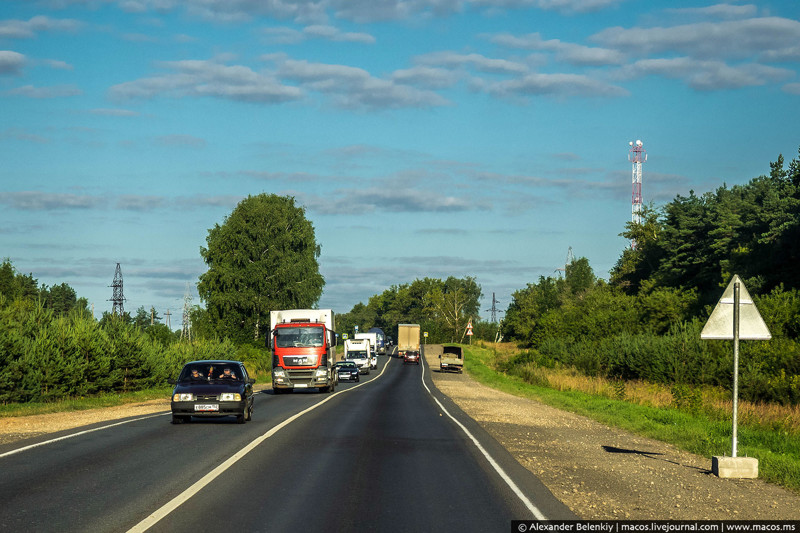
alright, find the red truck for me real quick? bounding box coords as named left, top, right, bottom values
left=270, top=309, right=337, bottom=393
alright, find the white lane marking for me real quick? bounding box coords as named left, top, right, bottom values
left=0, top=413, right=170, bottom=459
left=419, top=353, right=548, bottom=521
left=128, top=357, right=391, bottom=532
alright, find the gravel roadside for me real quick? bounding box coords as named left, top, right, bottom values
left=2, top=352, right=799, bottom=520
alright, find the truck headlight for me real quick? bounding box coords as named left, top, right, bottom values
left=173, top=393, right=194, bottom=401
left=273, top=368, right=286, bottom=378
left=219, top=393, right=241, bottom=401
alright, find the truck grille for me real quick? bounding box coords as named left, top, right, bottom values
left=286, top=369, right=315, bottom=386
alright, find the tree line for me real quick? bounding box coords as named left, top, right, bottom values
left=501, top=146, right=800, bottom=405
left=0, top=260, right=268, bottom=403
left=336, top=276, right=487, bottom=344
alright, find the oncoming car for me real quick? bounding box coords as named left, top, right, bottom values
left=335, top=361, right=360, bottom=382
left=170, top=360, right=255, bottom=424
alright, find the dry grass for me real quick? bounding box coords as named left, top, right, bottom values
left=477, top=341, right=800, bottom=435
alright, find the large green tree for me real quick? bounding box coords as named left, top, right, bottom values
left=198, top=194, right=324, bottom=343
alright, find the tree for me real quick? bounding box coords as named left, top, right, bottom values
left=198, top=194, right=324, bottom=343
left=425, top=276, right=482, bottom=342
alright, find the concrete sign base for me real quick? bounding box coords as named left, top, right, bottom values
left=712, top=456, right=758, bottom=479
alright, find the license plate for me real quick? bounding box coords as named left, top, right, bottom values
left=294, top=384, right=308, bottom=388
left=195, top=404, right=219, bottom=412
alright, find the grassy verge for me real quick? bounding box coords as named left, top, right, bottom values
left=0, top=387, right=173, bottom=418
left=465, top=343, right=800, bottom=494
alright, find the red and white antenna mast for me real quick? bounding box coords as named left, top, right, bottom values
left=628, top=139, right=646, bottom=248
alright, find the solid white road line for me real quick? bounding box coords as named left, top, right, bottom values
left=419, top=354, right=549, bottom=521
left=0, top=413, right=169, bottom=459
left=128, top=358, right=391, bottom=532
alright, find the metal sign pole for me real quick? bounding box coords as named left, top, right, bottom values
left=732, top=282, right=740, bottom=458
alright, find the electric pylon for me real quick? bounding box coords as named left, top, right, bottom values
left=485, top=292, right=503, bottom=324
left=181, top=282, right=192, bottom=341
left=109, top=263, right=125, bottom=315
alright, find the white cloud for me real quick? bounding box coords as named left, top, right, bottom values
left=109, top=59, right=303, bottom=103
left=0, top=192, right=103, bottom=210
left=782, top=83, right=800, bottom=95
left=6, top=84, right=82, bottom=98
left=416, top=51, right=529, bottom=74
left=0, top=15, right=83, bottom=39
left=263, top=24, right=376, bottom=44
left=592, top=17, right=800, bottom=60
left=616, top=57, right=793, bottom=90
left=0, top=50, right=25, bottom=75
left=483, top=72, right=628, bottom=99
left=489, top=32, right=625, bottom=66
left=278, top=59, right=451, bottom=109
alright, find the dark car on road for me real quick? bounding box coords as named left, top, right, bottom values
left=335, top=361, right=360, bottom=382
left=403, top=350, right=420, bottom=365
left=170, top=360, right=255, bottom=424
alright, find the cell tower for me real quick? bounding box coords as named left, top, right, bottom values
left=628, top=139, right=646, bottom=248
left=109, top=263, right=125, bottom=315
left=181, top=282, right=192, bottom=341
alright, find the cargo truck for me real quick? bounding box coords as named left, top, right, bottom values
left=440, top=345, right=463, bottom=373
left=396, top=324, right=420, bottom=359
left=354, top=332, right=379, bottom=356
left=368, top=327, right=386, bottom=354
left=270, top=309, right=337, bottom=393
left=344, top=338, right=371, bottom=374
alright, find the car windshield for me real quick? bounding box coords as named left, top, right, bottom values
left=180, top=364, right=240, bottom=381
left=347, top=351, right=367, bottom=359
left=337, top=362, right=356, bottom=369
left=275, top=327, right=324, bottom=348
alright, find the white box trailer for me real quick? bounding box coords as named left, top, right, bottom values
left=344, top=338, right=372, bottom=374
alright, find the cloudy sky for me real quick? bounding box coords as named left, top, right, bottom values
left=2, top=0, right=799, bottom=324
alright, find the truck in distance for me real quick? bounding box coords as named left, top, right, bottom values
left=396, top=324, right=420, bottom=359
left=270, top=309, right=337, bottom=393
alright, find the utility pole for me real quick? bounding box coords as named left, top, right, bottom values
left=165, top=309, right=172, bottom=330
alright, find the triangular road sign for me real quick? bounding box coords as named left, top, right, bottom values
left=701, top=275, right=771, bottom=340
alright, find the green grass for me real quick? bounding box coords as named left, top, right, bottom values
left=0, top=387, right=173, bottom=418
left=464, top=344, right=800, bottom=494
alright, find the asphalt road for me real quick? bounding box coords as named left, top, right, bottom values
left=0, top=349, right=576, bottom=532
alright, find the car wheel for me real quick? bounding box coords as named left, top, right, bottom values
left=356, top=376, right=359, bottom=382
left=236, top=412, right=246, bottom=424
left=245, top=402, right=252, bottom=422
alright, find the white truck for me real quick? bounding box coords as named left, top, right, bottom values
left=344, top=338, right=372, bottom=374
left=270, top=309, right=337, bottom=393
left=354, top=332, right=378, bottom=357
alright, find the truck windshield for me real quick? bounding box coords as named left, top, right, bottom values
left=275, top=327, right=324, bottom=348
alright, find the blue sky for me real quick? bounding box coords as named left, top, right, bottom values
left=2, top=0, right=799, bottom=325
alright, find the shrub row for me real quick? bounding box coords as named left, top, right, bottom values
left=0, top=298, right=269, bottom=403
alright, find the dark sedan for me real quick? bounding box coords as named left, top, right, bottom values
left=334, top=361, right=360, bottom=382
left=170, top=360, right=255, bottom=424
